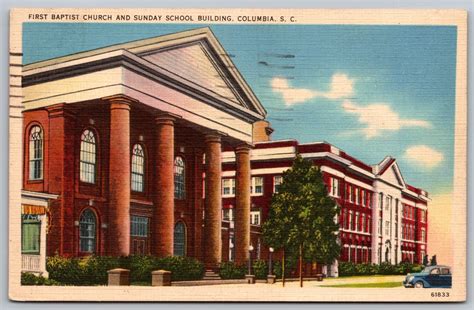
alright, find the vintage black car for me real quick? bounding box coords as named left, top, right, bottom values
left=403, top=265, right=452, bottom=288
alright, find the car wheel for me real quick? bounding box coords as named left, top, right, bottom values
left=414, top=281, right=424, bottom=288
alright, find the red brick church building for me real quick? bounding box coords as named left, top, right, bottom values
left=20, top=27, right=429, bottom=276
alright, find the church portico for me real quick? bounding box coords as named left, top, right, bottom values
left=22, top=28, right=266, bottom=265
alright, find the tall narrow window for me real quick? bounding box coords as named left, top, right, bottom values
left=29, top=126, right=43, bottom=180
left=274, top=176, right=283, bottom=193
left=173, top=222, right=186, bottom=256
left=330, top=177, right=339, bottom=197
left=131, top=144, right=145, bottom=192
left=174, top=156, right=185, bottom=199
left=80, top=129, right=97, bottom=184
left=79, top=209, right=96, bottom=253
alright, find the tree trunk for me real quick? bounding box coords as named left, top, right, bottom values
left=282, top=249, right=285, bottom=287
left=299, top=244, right=303, bottom=288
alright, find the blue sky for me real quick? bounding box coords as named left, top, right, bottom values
left=23, top=23, right=457, bottom=194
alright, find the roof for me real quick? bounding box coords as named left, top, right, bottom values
left=23, top=27, right=267, bottom=120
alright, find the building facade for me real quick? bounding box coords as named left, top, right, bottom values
left=20, top=28, right=429, bottom=277
left=21, top=28, right=266, bottom=272
left=221, top=139, right=429, bottom=271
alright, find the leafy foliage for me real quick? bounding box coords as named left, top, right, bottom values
left=262, top=155, right=340, bottom=264
left=46, top=255, right=204, bottom=285
left=21, top=272, right=60, bottom=286
left=218, top=261, right=246, bottom=279
left=338, top=262, right=423, bottom=276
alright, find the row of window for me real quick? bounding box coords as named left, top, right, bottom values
left=222, top=176, right=278, bottom=197
left=329, top=178, right=373, bottom=208
left=402, top=224, right=426, bottom=242
left=342, top=209, right=371, bottom=233
left=403, top=204, right=426, bottom=222
left=222, top=208, right=261, bottom=225
left=341, top=245, right=372, bottom=264
left=27, top=126, right=186, bottom=199
left=77, top=210, right=187, bottom=256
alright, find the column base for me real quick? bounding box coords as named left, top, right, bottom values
left=267, top=275, right=276, bottom=284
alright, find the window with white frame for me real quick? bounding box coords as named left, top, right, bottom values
left=222, top=178, right=236, bottom=196
left=222, top=208, right=233, bottom=221
left=385, top=196, right=390, bottom=212
left=29, top=125, right=43, bottom=180
left=361, top=190, right=366, bottom=206
left=131, top=144, right=145, bottom=192
left=355, top=188, right=359, bottom=205
left=174, top=156, right=185, bottom=199
left=80, top=129, right=97, bottom=184
left=420, top=210, right=426, bottom=222
left=273, top=175, right=283, bottom=193
left=250, top=210, right=261, bottom=225
left=330, top=177, right=340, bottom=197
left=385, top=221, right=390, bottom=236
left=349, top=186, right=354, bottom=203
left=131, top=216, right=148, bottom=237
left=79, top=209, right=96, bottom=253
left=251, top=176, right=264, bottom=195
left=379, top=193, right=383, bottom=210
left=378, top=218, right=382, bottom=235
left=421, top=228, right=426, bottom=242
left=349, top=211, right=353, bottom=230
left=355, top=212, right=360, bottom=231
left=361, top=213, right=366, bottom=232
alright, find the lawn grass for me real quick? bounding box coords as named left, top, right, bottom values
left=321, top=281, right=402, bottom=288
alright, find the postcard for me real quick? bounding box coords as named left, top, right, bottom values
left=9, top=8, right=467, bottom=302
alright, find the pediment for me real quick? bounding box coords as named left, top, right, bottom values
left=378, top=161, right=406, bottom=187
left=142, top=41, right=245, bottom=108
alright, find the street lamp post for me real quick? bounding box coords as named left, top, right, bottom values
left=268, top=247, right=274, bottom=275
left=248, top=245, right=254, bottom=275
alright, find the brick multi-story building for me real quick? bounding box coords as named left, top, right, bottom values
left=221, top=137, right=429, bottom=275
left=20, top=27, right=428, bottom=277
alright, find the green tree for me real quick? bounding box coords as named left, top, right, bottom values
left=262, top=155, right=340, bottom=287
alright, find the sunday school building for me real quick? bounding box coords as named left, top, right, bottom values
left=20, top=27, right=429, bottom=277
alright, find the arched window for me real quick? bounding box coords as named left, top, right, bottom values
left=79, top=209, right=97, bottom=253
left=29, top=125, right=43, bottom=180
left=80, top=129, right=97, bottom=184
left=173, top=222, right=186, bottom=256
left=131, top=144, right=145, bottom=192
left=174, top=156, right=185, bottom=199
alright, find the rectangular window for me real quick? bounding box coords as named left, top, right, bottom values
left=361, top=190, right=366, bottom=206
left=421, top=228, right=426, bottom=242
left=379, top=193, right=383, bottom=210
left=223, top=209, right=233, bottom=221
left=222, top=178, right=236, bottom=196
left=421, top=210, right=426, bottom=222
left=378, top=218, right=382, bottom=235
left=330, top=177, right=340, bottom=197
left=21, top=215, right=41, bottom=254
left=355, top=188, right=359, bottom=205
left=385, top=221, right=390, bottom=236
left=348, top=186, right=354, bottom=202
left=361, top=213, right=366, bottom=232
left=250, top=211, right=261, bottom=225
left=131, top=216, right=149, bottom=237
left=349, top=211, right=354, bottom=230
left=355, top=212, right=359, bottom=231
left=251, top=177, right=264, bottom=195
left=385, top=196, right=390, bottom=212
left=273, top=176, right=283, bottom=193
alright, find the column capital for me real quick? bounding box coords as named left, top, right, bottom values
left=103, top=94, right=138, bottom=107
left=155, top=112, right=181, bottom=125
left=46, top=103, right=76, bottom=119
left=204, top=131, right=227, bottom=144
left=235, top=143, right=253, bottom=154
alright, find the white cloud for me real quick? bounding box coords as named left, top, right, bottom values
left=341, top=100, right=432, bottom=139
left=404, top=145, right=444, bottom=169
left=271, top=73, right=354, bottom=106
